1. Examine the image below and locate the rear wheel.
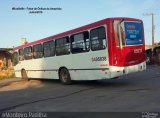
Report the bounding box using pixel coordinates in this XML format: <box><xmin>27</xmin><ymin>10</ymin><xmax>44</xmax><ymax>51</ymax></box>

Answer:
<box><xmin>21</xmin><ymin>69</ymin><xmax>28</xmax><ymax>80</ymax></box>
<box><xmin>59</xmin><ymin>68</ymin><xmax>72</xmax><ymax>85</ymax></box>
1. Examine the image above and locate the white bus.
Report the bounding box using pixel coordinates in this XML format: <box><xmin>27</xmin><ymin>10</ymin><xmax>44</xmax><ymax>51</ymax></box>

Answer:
<box><xmin>12</xmin><ymin>17</ymin><xmax>146</xmax><ymax>84</ymax></box>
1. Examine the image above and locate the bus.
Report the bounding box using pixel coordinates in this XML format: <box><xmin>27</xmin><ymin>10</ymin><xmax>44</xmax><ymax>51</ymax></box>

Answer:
<box><xmin>12</xmin><ymin>17</ymin><xmax>146</xmax><ymax>84</ymax></box>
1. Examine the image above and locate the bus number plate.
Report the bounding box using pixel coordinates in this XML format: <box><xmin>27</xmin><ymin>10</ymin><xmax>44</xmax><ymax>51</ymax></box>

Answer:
<box><xmin>134</xmin><ymin>49</ymin><xmax>142</xmax><ymax>53</ymax></box>
<box><xmin>92</xmin><ymin>56</ymin><xmax>107</xmax><ymax>62</ymax></box>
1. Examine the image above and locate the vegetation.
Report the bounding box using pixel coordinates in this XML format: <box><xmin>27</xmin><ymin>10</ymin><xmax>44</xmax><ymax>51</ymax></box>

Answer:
<box><xmin>0</xmin><ymin>69</ymin><xmax>15</xmax><ymax>80</ymax></box>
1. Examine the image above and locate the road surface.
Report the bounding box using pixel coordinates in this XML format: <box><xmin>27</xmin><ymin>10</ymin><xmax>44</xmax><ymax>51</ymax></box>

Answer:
<box><xmin>0</xmin><ymin>65</ymin><xmax>160</xmax><ymax>112</ymax></box>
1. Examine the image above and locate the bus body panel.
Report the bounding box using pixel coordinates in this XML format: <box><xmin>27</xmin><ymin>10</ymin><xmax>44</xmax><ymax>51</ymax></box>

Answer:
<box><xmin>14</xmin><ymin>48</ymin><xmax>110</xmax><ymax>80</ymax></box>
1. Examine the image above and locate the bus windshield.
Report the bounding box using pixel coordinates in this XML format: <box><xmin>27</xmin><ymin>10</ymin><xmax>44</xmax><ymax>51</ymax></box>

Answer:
<box><xmin>124</xmin><ymin>22</ymin><xmax>143</xmax><ymax>45</ymax></box>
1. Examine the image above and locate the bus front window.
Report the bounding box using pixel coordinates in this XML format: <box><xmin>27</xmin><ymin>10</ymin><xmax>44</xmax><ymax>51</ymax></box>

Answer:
<box><xmin>114</xmin><ymin>21</ymin><xmax>143</xmax><ymax>47</ymax></box>
<box><xmin>124</xmin><ymin>22</ymin><xmax>143</xmax><ymax>45</ymax></box>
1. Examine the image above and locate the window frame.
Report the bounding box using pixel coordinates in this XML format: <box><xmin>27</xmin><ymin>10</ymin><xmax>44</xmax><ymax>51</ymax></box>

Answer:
<box><xmin>70</xmin><ymin>31</ymin><xmax>90</xmax><ymax>54</ymax></box>
<box><xmin>55</xmin><ymin>36</ymin><xmax>70</xmax><ymax>56</ymax></box>
<box><xmin>43</xmin><ymin>40</ymin><xmax>55</xmax><ymax>58</ymax></box>
<box><xmin>24</xmin><ymin>46</ymin><xmax>33</xmax><ymax>60</ymax></box>
<box><xmin>18</xmin><ymin>49</ymin><xmax>24</xmax><ymax>61</ymax></box>
<box><xmin>90</xmin><ymin>26</ymin><xmax>107</xmax><ymax>51</ymax></box>
<box><xmin>33</xmin><ymin>44</ymin><xmax>43</xmax><ymax>59</ymax></box>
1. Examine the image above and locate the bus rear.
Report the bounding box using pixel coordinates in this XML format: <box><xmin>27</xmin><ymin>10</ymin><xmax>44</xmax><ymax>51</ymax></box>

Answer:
<box><xmin>108</xmin><ymin>18</ymin><xmax>146</xmax><ymax>78</ymax></box>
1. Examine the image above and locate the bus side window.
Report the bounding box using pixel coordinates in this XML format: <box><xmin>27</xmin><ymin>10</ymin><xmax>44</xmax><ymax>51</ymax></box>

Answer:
<box><xmin>49</xmin><ymin>41</ymin><xmax>55</xmax><ymax>56</ymax></box>
<box><xmin>90</xmin><ymin>26</ymin><xmax>106</xmax><ymax>51</ymax></box>
<box><xmin>33</xmin><ymin>44</ymin><xmax>43</xmax><ymax>59</ymax></box>
<box><xmin>71</xmin><ymin>31</ymin><xmax>89</xmax><ymax>54</ymax></box>
<box><xmin>12</xmin><ymin>52</ymin><xmax>18</xmax><ymax>66</ymax></box>
<box><xmin>56</xmin><ymin>36</ymin><xmax>70</xmax><ymax>56</ymax></box>
<box><xmin>24</xmin><ymin>47</ymin><xmax>33</xmax><ymax>60</ymax></box>
<box><xmin>18</xmin><ymin>49</ymin><xmax>24</xmax><ymax>61</ymax></box>
<box><xmin>43</xmin><ymin>40</ymin><xmax>55</xmax><ymax>57</ymax></box>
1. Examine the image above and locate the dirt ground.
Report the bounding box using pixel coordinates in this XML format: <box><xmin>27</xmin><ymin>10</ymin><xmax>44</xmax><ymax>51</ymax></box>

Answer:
<box><xmin>0</xmin><ymin>79</ymin><xmax>43</xmax><ymax>92</ymax></box>
<box><xmin>0</xmin><ymin>69</ymin><xmax>15</xmax><ymax>79</ymax></box>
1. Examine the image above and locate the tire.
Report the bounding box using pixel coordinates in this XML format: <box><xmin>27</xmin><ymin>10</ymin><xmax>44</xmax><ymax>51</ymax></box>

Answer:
<box><xmin>59</xmin><ymin>68</ymin><xmax>72</xmax><ymax>85</ymax></box>
<box><xmin>21</xmin><ymin>69</ymin><xmax>28</xmax><ymax>80</ymax></box>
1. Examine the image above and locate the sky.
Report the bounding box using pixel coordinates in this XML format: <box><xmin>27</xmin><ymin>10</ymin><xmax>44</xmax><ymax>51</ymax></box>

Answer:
<box><xmin>0</xmin><ymin>0</ymin><xmax>160</xmax><ymax>48</ymax></box>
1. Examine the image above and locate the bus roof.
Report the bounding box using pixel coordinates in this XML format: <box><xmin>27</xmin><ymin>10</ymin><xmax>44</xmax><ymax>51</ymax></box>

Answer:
<box><xmin>14</xmin><ymin>17</ymin><xmax>142</xmax><ymax>50</ymax></box>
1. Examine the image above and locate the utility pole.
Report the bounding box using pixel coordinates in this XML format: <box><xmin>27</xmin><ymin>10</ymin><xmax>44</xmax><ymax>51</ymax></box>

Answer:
<box><xmin>143</xmin><ymin>13</ymin><xmax>155</xmax><ymax>50</ymax></box>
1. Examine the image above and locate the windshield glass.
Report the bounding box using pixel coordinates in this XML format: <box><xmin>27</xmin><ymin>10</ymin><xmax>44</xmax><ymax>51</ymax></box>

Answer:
<box><xmin>124</xmin><ymin>22</ymin><xmax>143</xmax><ymax>45</ymax></box>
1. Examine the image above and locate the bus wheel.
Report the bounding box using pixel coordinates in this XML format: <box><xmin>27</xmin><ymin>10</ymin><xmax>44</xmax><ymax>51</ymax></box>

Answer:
<box><xmin>21</xmin><ymin>69</ymin><xmax>28</xmax><ymax>80</ymax></box>
<box><xmin>59</xmin><ymin>68</ymin><xmax>72</xmax><ymax>85</ymax></box>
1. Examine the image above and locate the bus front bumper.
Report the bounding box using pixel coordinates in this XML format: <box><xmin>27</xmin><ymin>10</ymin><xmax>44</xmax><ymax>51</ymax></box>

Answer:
<box><xmin>109</xmin><ymin>62</ymin><xmax>146</xmax><ymax>78</ymax></box>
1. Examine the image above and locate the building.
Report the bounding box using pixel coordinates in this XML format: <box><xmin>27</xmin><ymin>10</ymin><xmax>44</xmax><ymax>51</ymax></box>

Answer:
<box><xmin>145</xmin><ymin>43</ymin><xmax>160</xmax><ymax>64</ymax></box>
<box><xmin>0</xmin><ymin>48</ymin><xmax>13</xmax><ymax>70</ymax></box>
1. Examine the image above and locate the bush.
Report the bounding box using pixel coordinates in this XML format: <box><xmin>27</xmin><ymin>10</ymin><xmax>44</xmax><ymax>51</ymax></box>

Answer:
<box><xmin>0</xmin><ymin>69</ymin><xmax>15</xmax><ymax>79</ymax></box>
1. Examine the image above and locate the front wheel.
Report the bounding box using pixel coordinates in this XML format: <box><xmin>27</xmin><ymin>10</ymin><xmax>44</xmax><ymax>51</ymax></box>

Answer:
<box><xmin>59</xmin><ymin>68</ymin><xmax>72</xmax><ymax>85</ymax></box>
